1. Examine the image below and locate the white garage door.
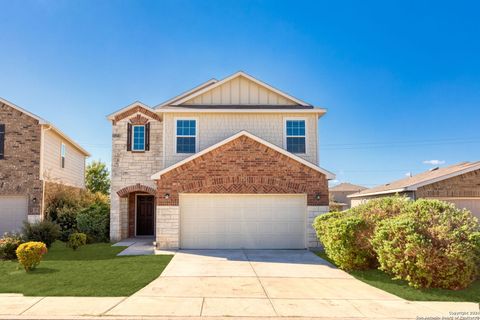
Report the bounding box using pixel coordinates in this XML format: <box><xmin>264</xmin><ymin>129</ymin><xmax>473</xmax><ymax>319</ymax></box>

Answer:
<box><xmin>0</xmin><ymin>196</ymin><xmax>28</xmax><ymax>235</ymax></box>
<box><xmin>180</xmin><ymin>194</ymin><xmax>306</xmax><ymax>249</ymax></box>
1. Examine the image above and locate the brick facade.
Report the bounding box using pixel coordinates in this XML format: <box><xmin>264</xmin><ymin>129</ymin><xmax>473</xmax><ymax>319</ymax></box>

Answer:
<box><xmin>416</xmin><ymin>170</ymin><xmax>480</xmax><ymax>198</ymax></box>
<box><xmin>0</xmin><ymin>103</ymin><xmax>43</xmax><ymax>215</ymax></box>
<box><xmin>155</xmin><ymin>134</ymin><xmax>329</xmax><ymax>206</ymax></box>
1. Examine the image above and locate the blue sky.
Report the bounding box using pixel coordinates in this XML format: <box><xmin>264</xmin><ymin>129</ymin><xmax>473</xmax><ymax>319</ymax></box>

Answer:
<box><xmin>0</xmin><ymin>0</ymin><xmax>478</xmax><ymax>187</ymax></box>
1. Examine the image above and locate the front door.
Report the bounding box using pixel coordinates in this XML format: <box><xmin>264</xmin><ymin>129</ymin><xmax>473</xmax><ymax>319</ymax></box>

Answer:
<box><xmin>136</xmin><ymin>195</ymin><xmax>155</xmax><ymax>236</ymax></box>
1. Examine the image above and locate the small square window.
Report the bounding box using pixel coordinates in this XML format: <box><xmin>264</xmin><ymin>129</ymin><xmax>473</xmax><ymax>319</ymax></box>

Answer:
<box><xmin>285</xmin><ymin>120</ymin><xmax>306</xmax><ymax>154</ymax></box>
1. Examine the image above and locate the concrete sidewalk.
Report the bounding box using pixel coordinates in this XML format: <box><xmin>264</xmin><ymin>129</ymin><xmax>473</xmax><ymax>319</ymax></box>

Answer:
<box><xmin>0</xmin><ymin>250</ymin><xmax>478</xmax><ymax>319</ymax></box>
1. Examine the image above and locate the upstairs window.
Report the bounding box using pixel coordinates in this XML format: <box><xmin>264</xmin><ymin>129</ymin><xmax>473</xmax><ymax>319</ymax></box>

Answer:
<box><xmin>127</xmin><ymin>122</ymin><xmax>150</xmax><ymax>152</ymax></box>
<box><xmin>132</xmin><ymin>125</ymin><xmax>145</xmax><ymax>151</ymax></box>
<box><xmin>176</xmin><ymin>119</ymin><xmax>197</xmax><ymax>153</ymax></box>
<box><xmin>285</xmin><ymin>119</ymin><xmax>306</xmax><ymax>154</ymax></box>
<box><xmin>61</xmin><ymin>143</ymin><xmax>66</xmax><ymax>168</ymax></box>
<box><xmin>0</xmin><ymin>124</ymin><xmax>4</xmax><ymax>160</ymax></box>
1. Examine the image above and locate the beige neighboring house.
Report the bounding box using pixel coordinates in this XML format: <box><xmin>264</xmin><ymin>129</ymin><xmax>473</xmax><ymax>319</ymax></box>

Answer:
<box><xmin>108</xmin><ymin>71</ymin><xmax>335</xmax><ymax>249</ymax></box>
<box><xmin>329</xmin><ymin>182</ymin><xmax>367</xmax><ymax>209</ymax></box>
<box><xmin>348</xmin><ymin>162</ymin><xmax>480</xmax><ymax>218</ymax></box>
<box><xmin>0</xmin><ymin>97</ymin><xmax>90</xmax><ymax>235</ymax></box>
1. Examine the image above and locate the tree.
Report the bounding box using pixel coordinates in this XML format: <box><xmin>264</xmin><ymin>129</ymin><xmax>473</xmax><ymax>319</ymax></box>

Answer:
<box><xmin>85</xmin><ymin>160</ymin><xmax>110</xmax><ymax>195</ymax></box>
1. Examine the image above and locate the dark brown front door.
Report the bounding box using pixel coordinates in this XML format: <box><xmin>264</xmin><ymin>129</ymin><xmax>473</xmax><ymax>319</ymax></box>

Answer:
<box><xmin>136</xmin><ymin>195</ymin><xmax>155</xmax><ymax>236</ymax></box>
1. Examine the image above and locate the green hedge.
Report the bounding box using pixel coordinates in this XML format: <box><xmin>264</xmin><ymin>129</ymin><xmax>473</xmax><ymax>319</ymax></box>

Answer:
<box><xmin>313</xmin><ymin>196</ymin><xmax>408</xmax><ymax>270</ymax></box>
<box><xmin>314</xmin><ymin>196</ymin><xmax>480</xmax><ymax>290</ymax></box>
<box><xmin>77</xmin><ymin>202</ymin><xmax>110</xmax><ymax>243</ymax></box>
<box><xmin>372</xmin><ymin>199</ymin><xmax>480</xmax><ymax>290</ymax></box>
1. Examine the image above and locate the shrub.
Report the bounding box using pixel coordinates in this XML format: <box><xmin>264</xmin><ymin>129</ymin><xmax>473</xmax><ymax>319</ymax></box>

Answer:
<box><xmin>56</xmin><ymin>207</ymin><xmax>79</xmax><ymax>242</ymax></box>
<box><xmin>22</xmin><ymin>220</ymin><xmax>61</xmax><ymax>248</ymax></box>
<box><xmin>16</xmin><ymin>242</ymin><xmax>48</xmax><ymax>272</ymax></box>
<box><xmin>313</xmin><ymin>196</ymin><xmax>409</xmax><ymax>270</ymax></box>
<box><xmin>314</xmin><ymin>211</ymin><xmax>373</xmax><ymax>270</ymax></box>
<box><xmin>0</xmin><ymin>233</ymin><xmax>25</xmax><ymax>260</ymax></box>
<box><xmin>77</xmin><ymin>202</ymin><xmax>110</xmax><ymax>243</ymax></box>
<box><xmin>67</xmin><ymin>232</ymin><xmax>87</xmax><ymax>250</ymax></box>
<box><xmin>372</xmin><ymin>199</ymin><xmax>480</xmax><ymax>290</ymax></box>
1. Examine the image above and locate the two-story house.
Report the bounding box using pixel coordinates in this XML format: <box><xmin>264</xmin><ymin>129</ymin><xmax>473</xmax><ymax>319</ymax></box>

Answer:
<box><xmin>0</xmin><ymin>98</ymin><xmax>90</xmax><ymax>235</ymax></box>
<box><xmin>108</xmin><ymin>72</ymin><xmax>335</xmax><ymax>249</ymax></box>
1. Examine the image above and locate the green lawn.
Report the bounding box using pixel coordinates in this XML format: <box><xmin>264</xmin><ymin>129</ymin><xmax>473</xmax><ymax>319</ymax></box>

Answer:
<box><xmin>315</xmin><ymin>251</ymin><xmax>480</xmax><ymax>303</ymax></box>
<box><xmin>0</xmin><ymin>241</ymin><xmax>173</xmax><ymax>296</ymax></box>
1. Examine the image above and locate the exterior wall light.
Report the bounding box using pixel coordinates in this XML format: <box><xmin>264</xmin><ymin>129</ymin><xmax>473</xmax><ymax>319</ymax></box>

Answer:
<box><xmin>164</xmin><ymin>193</ymin><xmax>170</xmax><ymax>199</ymax></box>
<box><xmin>315</xmin><ymin>194</ymin><xmax>321</xmax><ymax>200</ymax></box>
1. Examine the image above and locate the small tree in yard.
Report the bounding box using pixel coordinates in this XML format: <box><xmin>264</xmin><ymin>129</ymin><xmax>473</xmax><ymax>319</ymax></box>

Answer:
<box><xmin>85</xmin><ymin>160</ymin><xmax>110</xmax><ymax>195</ymax></box>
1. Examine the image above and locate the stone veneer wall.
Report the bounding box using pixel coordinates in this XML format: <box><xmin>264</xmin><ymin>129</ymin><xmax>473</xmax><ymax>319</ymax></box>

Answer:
<box><xmin>110</xmin><ymin>109</ymin><xmax>163</xmax><ymax>241</ymax></box>
<box><xmin>307</xmin><ymin>206</ymin><xmax>329</xmax><ymax>248</ymax></box>
<box><xmin>0</xmin><ymin>102</ymin><xmax>43</xmax><ymax>216</ymax></box>
<box><xmin>156</xmin><ymin>206</ymin><xmax>180</xmax><ymax>249</ymax></box>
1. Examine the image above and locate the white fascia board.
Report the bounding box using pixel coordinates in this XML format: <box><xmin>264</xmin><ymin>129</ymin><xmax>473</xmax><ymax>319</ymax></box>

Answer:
<box><xmin>154</xmin><ymin>79</ymin><xmax>218</xmax><ymax>108</ymax></box>
<box><xmin>347</xmin><ymin>188</ymin><xmax>408</xmax><ymax>198</ymax></box>
<box><xmin>156</xmin><ymin>107</ymin><xmax>327</xmax><ymax>114</ymax></box>
<box><xmin>43</xmin><ymin>124</ymin><xmax>91</xmax><ymax>157</ymax></box>
<box><xmin>0</xmin><ymin>97</ymin><xmax>48</xmax><ymax>124</ymax></box>
<box><xmin>170</xmin><ymin>71</ymin><xmax>312</xmax><ymax>106</ymax></box>
<box><xmin>106</xmin><ymin>101</ymin><xmax>153</xmax><ymax>120</ymax></box>
<box><xmin>151</xmin><ymin>130</ymin><xmax>335</xmax><ymax>180</ymax></box>
<box><xmin>405</xmin><ymin>163</ymin><xmax>480</xmax><ymax>191</ymax></box>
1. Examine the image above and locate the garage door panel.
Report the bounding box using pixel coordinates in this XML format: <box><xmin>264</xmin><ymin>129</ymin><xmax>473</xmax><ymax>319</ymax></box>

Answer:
<box><xmin>180</xmin><ymin>194</ymin><xmax>306</xmax><ymax>249</ymax></box>
<box><xmin>0</xmin><ymin>196</ymin><xmax>28</xmax><ymax>235</ymax></box>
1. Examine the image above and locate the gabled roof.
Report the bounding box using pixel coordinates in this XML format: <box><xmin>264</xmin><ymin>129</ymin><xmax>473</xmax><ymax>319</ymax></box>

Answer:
<box><xmin>0</xmin><ymin>97</ymin><xmax>90</xmax><ymax>157</ymax></box>
<box><xmin>166</xmin><ymin>71</ymin><xmax>312</xmax><ymax>107</ymax></box>
<box><xmin>155</xmin><ymin>78</ymin><xmax>218</xmax><ymax>108</ymax></box>
<box><xmin>348</xmin><ymin>162</ymin><xmax>480</xmax><ymax>198</ymax></box>
<box><xmin>106</xmin><ymin>101</ymin><xmax>155</xmax><ymax>120</ymax></box>
<box><xmin>151</xmin><ymin>130</ymin><xmax>335</xmax><ymax>180</ymax></box>
<box><xmin>330</xmin><ymin>182</ymin><xmax>367</xmax><ymax>192</ymax></box>
<box><xmin>0</xmin><ymin>97</ymin><xmax>47</xmax><ymax>124</ymax></box>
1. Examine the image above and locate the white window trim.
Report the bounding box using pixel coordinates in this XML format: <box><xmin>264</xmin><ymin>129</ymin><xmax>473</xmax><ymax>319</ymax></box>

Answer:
<box><xmin>132</xmin><ymin>125</ymin><xmax>146</xmax><ymax>151</ymax></box>
<box><xmin>283</xmin><ymin>117</ymin><xmax>307</xmax><ymax>155</ymax></box>
<box><xmin>60</xmin><ymin>142</ymin><xmax>66</xmax><ymax>168</ymax></box>
<box><xmin>174</xmin><ymin>117</ymin><xmax>199</xmax><ymax>154</ymax></box>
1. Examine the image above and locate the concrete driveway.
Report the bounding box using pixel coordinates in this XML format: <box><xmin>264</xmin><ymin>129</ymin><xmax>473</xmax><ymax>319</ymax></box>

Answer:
<box><xmin>104</xmin><ymin>249</ymin><xmax>470</xmax><ymax>318</ymax></box>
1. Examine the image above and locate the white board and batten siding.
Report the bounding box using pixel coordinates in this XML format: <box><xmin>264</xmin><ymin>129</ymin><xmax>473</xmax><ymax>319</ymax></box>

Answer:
<box><xmin>180</xmin><ymin>194</ymin><xmax>307</xmax><ymax>249</ymax></box>
<box><xmin>42</xmin><ymin>129</ymin><xmax>86</xmax><ymax>188</ymax></box>
<box><xmin>183</xmin><ymin>75</ymin><xmax>298</xmax><ymax>106</ymax></box>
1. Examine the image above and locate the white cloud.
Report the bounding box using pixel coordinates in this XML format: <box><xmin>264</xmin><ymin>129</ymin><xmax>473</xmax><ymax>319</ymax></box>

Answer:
<box><xmin>423</xmin><ymin>160</ymin><xmax>445</xmax><ymax>165</ymax></box>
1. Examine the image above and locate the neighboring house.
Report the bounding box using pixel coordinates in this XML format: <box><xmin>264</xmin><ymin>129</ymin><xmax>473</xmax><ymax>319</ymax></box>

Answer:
<box><xmin>0</xmin><ymin>98</ymin><xmax>90</xmax><ymax>235</ymax></box>
<box><xmin>108</xmin><ymin>71</ymin><xmax>335</xmax><ymax>249</ymax></box>
<box><xmin>329</xmin><ymin>182</ymin><xmax>367</xmax><ymax>210</ymax></box>
<box><xmin>348</xmin><ymin>162</ymin><xmax>480</xmax><ymax>218</ymax></box>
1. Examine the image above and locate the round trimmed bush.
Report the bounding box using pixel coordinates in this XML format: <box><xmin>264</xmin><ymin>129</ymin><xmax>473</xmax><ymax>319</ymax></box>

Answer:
<box><xmin>67</xmin><ymin>232</ymin><xmax>87</xmax><ymax>250</ymax></box>
<box><xmin>16</xmin><ymin>242</ymin><xmax>48</xmax><ymax>272</ymax></box>
<box><xmin>372</xmin><ymin>199</ymin><xmax>480</xmax><ymax>290</ymax></box>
